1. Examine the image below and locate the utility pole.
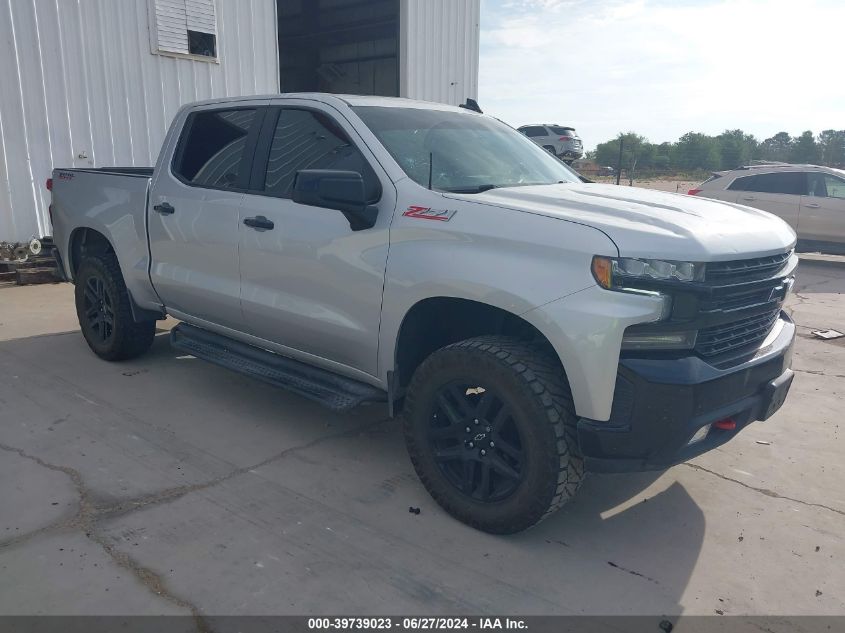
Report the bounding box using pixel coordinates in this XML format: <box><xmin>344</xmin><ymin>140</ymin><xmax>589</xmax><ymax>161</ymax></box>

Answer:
<box><xmin>615</xmin><ymin>137</ymin><xmax>624</xmax><ymax>185</ymax></box>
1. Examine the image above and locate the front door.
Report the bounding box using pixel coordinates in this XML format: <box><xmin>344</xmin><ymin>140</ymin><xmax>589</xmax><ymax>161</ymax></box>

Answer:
<box><xmin>237</xmin><ymin>102</ymin><xmax>394</xmax><ymax>376</ymax></box>
<box><xmin>148</xmin><ymin>102</ymin><xmax>267</xmax><ymax>330</ymax></box>
<box><xmin>800</xmin><ymin>172</ymin><xmax>845</xmax><ymax>244</ymax></box>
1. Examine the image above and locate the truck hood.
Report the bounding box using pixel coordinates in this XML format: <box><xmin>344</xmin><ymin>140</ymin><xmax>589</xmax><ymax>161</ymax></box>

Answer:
<box><xmin>453</xmin><ymin>183</ymin><xmax>796</xmax><ymax>261</ymax></box>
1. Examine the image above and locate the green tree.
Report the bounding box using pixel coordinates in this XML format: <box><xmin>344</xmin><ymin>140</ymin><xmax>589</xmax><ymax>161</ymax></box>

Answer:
<box><xmin>717</xmin><ymin>129</ymin><xmax>757</xmax><ymax>169</ymax></box>
<box><xmin>789</xmin><ymin>131</ymin><xmax>820</xmax><ymax>164</ymax></box>
<box><xmin>817</xmin><ymin>130</ymin><xmax>845</xmax><ymax>166</ymax></box>
<box><xmin>758</xmin><ymin>132</ymin><xmax>792</xmax><ymax>162</ymax></box>
<box><xmin>594</xmin><ymin>132</ymin><xmax>651</xmax><ymax>175</ymax></box>
<box><xmin>672</xmin><ymin>132</ymin><xmax>720</xmax><ymax>171</ymax></box>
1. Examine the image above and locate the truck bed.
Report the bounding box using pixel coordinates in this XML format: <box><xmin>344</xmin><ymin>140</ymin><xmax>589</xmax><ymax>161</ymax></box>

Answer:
<box><xmin>51</xmin><ymin>165</ymin><xmax>160</xmax><ymax>311</ymax></box>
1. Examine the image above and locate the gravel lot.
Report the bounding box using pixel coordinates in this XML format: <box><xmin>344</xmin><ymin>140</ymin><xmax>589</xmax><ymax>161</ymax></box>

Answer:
<box><xmin>0</xmin><ymin>260</ymin><xmax>842</xmax><ymax>620</ymax></box>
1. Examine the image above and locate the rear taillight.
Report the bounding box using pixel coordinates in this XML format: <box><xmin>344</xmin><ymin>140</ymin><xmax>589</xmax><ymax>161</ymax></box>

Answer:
<box><xmin>46</xmin><ymin>177</ymin><xmax>53</xmax><ymax>191</ymax></box>
<box><xmin>559</xmin><ymin>136</ymin><xmax>572</xmax><ymax>141</ymax></box>
<box><xmin>687</xmin><ymin>188</ymin><xmax>702</xmax><ymax>195</ymax></box>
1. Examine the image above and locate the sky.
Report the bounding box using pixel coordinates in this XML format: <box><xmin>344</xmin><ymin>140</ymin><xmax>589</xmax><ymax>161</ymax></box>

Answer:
<box><xmin>478</xmin><ymin>0</ymin><xmax>845</xmax><ymax>151</ymax></box>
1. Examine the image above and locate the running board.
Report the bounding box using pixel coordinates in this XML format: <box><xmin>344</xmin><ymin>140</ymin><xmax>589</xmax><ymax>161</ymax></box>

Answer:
<box><xmin>170</xmin><ymin>323</ymin><xmax>385</xmax><ymax>412</ymax></box>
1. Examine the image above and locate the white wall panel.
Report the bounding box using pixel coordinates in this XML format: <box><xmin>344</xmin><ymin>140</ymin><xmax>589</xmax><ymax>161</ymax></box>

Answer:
<box><xmin>0</xmin><ymin>0</ymin><xmax>279</xmax><ymax>242</ymax></box>
<box><xmin>399</xmin><ymin>0</ymin><xmax>480</xmax><ymax>106</ymax></box>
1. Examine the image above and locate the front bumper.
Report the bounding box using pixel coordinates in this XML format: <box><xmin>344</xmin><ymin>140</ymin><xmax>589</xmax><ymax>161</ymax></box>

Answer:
<box><xmin>578</xmin><ymin>312</ymin><xmax>795</xmax><ymax>473</ymax></box>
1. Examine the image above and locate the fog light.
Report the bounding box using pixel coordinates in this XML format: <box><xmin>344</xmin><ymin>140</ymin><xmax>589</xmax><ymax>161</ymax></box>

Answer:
<box><xmin>714</xmin><ymin>418</ymin><xmax>736</xmax><ymax>431</ymax></box>
<box><xmin>687</xmin><ymin>424</ymin><xmax>711</xmax><ymax>445</ymax></box>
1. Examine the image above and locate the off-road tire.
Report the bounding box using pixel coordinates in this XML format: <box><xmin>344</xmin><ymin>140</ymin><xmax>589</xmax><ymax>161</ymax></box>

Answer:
<box><xmin>403</xmin><ymin>336</ymin><xmax>584</xmax><ymax>534</ymax></box>
<box><xmin>74</xmin><ymin>254</ymin><xmax>155</xmax><ymax>361</ymax></box>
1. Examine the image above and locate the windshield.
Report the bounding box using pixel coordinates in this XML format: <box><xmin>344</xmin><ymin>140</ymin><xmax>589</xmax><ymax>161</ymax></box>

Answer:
<box><xmin>352</xmin><ymin>106</ymin><xmax>580</xmax><ymax>193</ymax></box>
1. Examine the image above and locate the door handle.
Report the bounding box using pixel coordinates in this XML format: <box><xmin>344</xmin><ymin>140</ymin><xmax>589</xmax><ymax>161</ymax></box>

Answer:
<box><xmin>153</xmin><ymin>202</ymin><xmax>175</xmax><ymax>215</ymax></box>
<box><xmin>742</xmin><ymin>196</ymin><xmax>756</xmax><ymax>201</ymax></box>
<box><xmin>243</xmin><ymin>215</ymin><xmax>274</xmax><ymax>231</ymax></box>
<box><xmin>804</xmin><ymin>202</ymin><xmax>820</xmax><ymax>208</ymax></box>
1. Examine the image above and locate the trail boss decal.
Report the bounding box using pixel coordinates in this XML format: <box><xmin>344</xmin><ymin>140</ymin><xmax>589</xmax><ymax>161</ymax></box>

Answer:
<box><xmin>402</xmin><ymin>205</ymin><xmax>457</xmax><ymax>221</ymax></box>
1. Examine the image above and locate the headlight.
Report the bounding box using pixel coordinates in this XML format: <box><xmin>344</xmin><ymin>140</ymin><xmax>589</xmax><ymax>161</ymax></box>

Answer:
<box><xmin>592</xmin><ymin>256</ymin><xmax>705</xmax><ymax>290</ymax></box>
<box><xmin>621</xmin><ymin>330</ymin><xmax>697</xmax><ymax>351</ymax></box>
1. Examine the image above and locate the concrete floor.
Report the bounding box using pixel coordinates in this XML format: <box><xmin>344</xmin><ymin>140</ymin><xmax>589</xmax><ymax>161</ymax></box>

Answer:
<box><xmin>0</xmin><ymin>261</ymin><xmax>842</xmax><ymax>619</ymax></box>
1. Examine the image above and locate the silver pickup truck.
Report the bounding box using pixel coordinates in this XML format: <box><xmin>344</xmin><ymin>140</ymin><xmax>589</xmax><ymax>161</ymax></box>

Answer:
<box><xmin>51</xmin><ymin>94</ymin><xmax>797</xmax><ymax>533</ymax></box>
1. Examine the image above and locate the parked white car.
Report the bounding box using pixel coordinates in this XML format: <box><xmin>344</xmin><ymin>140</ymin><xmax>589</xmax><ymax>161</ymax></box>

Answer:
<box><xmin>690</xmin><ymin>164</ymin><xmax>845</xmax><ymax>251</ymax></box>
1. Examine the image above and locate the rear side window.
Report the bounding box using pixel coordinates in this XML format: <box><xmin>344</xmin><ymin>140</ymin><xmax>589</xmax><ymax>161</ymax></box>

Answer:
<box><xmin>549</xmin><ymin>126</ymin><xmax>575</xmax><ymax>136</ymax></box>
<box><xmin>262</xmin><ymin>109</ymin><xmax>381</xmax><ymax>202</ymax></box>
<box><xmin>174</xmin><ymin>109</ymin><xmax>257</xmax><ymax>188</ymax></box>
<box><xmin>520</xmin><ymin>126</ymin><xmax>548</xmax><ymax>137</ymax></box>
<box><xmin>728</xmin><ymin>172</ymin><xmax>805</xmax><ymax>195</ymax></box>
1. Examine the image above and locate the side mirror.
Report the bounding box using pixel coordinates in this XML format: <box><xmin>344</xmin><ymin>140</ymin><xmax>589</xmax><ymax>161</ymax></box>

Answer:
<box><xmin>292</xmin><ymin>169</ymin><xmax>378</xmax><ymax>231</ymax></box>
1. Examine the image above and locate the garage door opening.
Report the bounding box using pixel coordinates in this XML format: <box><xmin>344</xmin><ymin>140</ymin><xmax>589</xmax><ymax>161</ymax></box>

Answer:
<box><xmin>277</xmin><ymin>0</ymin><xmax>400</xmax><ymax>97</ymax></box>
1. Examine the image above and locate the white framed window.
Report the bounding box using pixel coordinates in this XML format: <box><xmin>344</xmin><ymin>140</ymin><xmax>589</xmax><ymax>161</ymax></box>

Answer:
<box><xmin>148</xmin><ymin>0</ymin><xmax>218</xmax><ymax>62</ymax></box>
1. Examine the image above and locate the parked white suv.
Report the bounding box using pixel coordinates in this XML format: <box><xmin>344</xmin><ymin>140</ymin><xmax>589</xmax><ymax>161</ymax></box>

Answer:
<box><xmin>518</xmin><ymin>124</ymin><xmax>584</xmax><ymax>162</ymax></box>
<box><xmin>690</xmin><ymin>164</ymin><xmax>845</xmax><ymax>251</ymax></box>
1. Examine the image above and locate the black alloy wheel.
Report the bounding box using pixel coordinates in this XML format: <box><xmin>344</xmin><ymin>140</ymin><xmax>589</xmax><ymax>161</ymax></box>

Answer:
<box><xmin>428</xmin><ymin>382</ymin><xmax>526</xmax><ymax>502</ymax></box>
<box><xmin>82</xmin><ymin>274</ymin><xmax>116</xmax><ymax>344</ymax></box>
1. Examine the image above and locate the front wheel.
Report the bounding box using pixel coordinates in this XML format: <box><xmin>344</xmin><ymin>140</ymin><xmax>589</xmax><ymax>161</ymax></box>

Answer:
<box><xmin>403</xmin><ymin>336</ymin><xmax>584</xmax><ymax>533</ymax></box>
<box><xmin>74</xmin><ymin>255</ymin><xmax>156</xmax><ymax>361</ymax></box>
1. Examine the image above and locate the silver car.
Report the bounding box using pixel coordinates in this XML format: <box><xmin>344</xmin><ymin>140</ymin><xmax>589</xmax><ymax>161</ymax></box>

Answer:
<box><xmin>691</xmin><ymin>164</ymin><xmax>845</xmax><ymax>252</ymax></box>
<box><xmin>518</xmin><ymin>124</ymin><xmax>583</xmax><ymax>162</ymax></box>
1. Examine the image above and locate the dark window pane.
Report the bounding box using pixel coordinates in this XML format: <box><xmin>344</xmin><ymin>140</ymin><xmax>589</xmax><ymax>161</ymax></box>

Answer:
<box><xmin>188</xmin><ymin>30</ymin><xmax>216</xmax><ymax>57</ymax></box>
<box><xmin>729</xmin><ymin>172</ymin><xmax>805</xmax><ymax>195</ymax></box>
<box><xmin>521</xmin><ymin>126</ymin><xmax>547</xmax><ymax>137</ymax></box>
<box><xmin>807</xmin><ymin>173</ymin><xmax>826</xmax><ymax>197</ymax></box>
<box><xmin>176</xmin><ymin>109</ymin><xmax>256</xmax><ymax>188</ymax></box>
<box><xmin>751</xmin><ymin>172</ymin><xmax>805</xmax><ymax>195</ymax></box>
<box><xmin>263</xmin><ymin>109</ymin><xmax>380</xmax><ymax>201</ymax></box>
<box><xmin>728</xmin><ymin>175</ymin><xmax>754</xmax><ymax>191</ymax></box>
<box><xmin>549</xmin><ymin>126</ymin><xmax>576</xmax><ymax>136</ymax></box>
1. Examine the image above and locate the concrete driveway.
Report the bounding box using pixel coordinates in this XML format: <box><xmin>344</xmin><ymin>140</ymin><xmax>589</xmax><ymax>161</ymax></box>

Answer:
<box><xmin>0</xmin><ymin>260</ymin><xmax>842</xmax><ymax>620</ymax></box>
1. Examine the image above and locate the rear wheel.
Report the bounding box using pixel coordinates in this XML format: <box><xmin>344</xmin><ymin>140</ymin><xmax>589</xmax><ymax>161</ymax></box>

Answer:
<box><xmin>403</xmin><ymin>336</ymin><xmax>584</xmax><ymax>533</ymax></box>
<box><xmin>74</xmin><ymin>255</ymin><xmax>155</xmax><ymax>361</ymax></box>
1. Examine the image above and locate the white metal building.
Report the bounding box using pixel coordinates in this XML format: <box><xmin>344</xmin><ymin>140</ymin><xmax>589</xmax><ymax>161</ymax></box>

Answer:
<box><xmin>0</xmin><ymin>0</ymin><xmax>480</xmax><ymax>242</ymax></box>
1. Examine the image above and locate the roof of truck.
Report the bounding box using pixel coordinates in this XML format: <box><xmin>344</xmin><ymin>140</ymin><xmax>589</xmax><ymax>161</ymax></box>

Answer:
<box><xmin>182</xmin><ymin>93</ymin><xmax>470</xmax><ymax>113</ymax></box>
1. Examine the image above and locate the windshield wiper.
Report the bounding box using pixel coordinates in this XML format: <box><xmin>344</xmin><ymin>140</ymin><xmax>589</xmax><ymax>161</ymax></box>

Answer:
<box><xmin>442</xmin><ymin>184</ymin><xmax>499</xmax><ymax>194</ymax></box>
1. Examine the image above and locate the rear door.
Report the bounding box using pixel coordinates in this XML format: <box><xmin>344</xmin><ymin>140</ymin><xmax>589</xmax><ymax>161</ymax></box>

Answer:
<box><xmin>148</xmin><ymin>101</ymin><xmax>268</xmax><ymax>330</ymax></box>
<box><xmin>236</xmin><ymin>101</ymin><xmax>394</xmax><ymax>376</ymax></box>
<box><xmin>728</xmin><ymin>171</ymin><xmax>804</xmax><ymax>231</ymax></box>
<box><xmin>800</xmin><ymin>172</ymin><xmax>845</xmax><ymax>243</ymax></box>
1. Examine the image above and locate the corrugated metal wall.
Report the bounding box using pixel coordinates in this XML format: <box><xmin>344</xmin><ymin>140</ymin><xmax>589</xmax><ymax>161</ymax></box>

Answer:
<box><xmin>0</xmin><ymin>0</ymin><xmax>279</xmax><ymax>242</ymax></box>
<box><xmin>399</xmin><ymin>0</ymin><xmax>480</xmax><ymax>106</ymax></box>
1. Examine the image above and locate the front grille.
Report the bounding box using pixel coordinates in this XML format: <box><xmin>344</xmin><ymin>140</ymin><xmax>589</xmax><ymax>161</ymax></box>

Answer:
<box><xmin>695</xmin><ymin>308</ymin><xmax>781</xmax><ymax>357</ymax></box>
<box><xmin>705</xmin><ymin>251</ymin><xmax>791</xmax><ymax>283</ymax></box>
<box><xmin>693</xmin><ymin>251</ymin><xmax>793</xmax><ymax>358</ymax></box>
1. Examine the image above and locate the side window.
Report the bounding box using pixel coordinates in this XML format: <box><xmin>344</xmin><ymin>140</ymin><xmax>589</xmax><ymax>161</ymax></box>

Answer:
<box><xmin>522</xmin><ymin>126</ymin><xmax>547</xmax><ymax>137</ymax></box>
<box><xmin>728</xmin><ymin>175</ymin><xmax>754</xmax><ymax>191</ymax></box>
<box><xmin>175</xmin><ymin>109</ymin><xmax>257</xmax><ymax>188</ymax></box>
<box><xmin>730</xmin><ymin>172</ymin><xmax>804</xmax><ymax>195</ymax></box>
<box><xmin>753</xmin><ymin>172</ymin><xmax>805</xmax><ymax>195</ymax></box>
<box><xmin>263</xmin><ymin>109</ymin><xmax>381</xmax><ymax>201</ymax></box>
<box><xmin>824</xmin><ymin>175</ymin><xmax>845</xmax><ymax>199</ymax></box>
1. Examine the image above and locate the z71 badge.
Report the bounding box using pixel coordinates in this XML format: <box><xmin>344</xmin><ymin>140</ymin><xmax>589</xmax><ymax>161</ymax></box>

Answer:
<box><xmin>402</xmin><ymin>205</ymin><xmax>457</xmax><ymax>221</ymax></box>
